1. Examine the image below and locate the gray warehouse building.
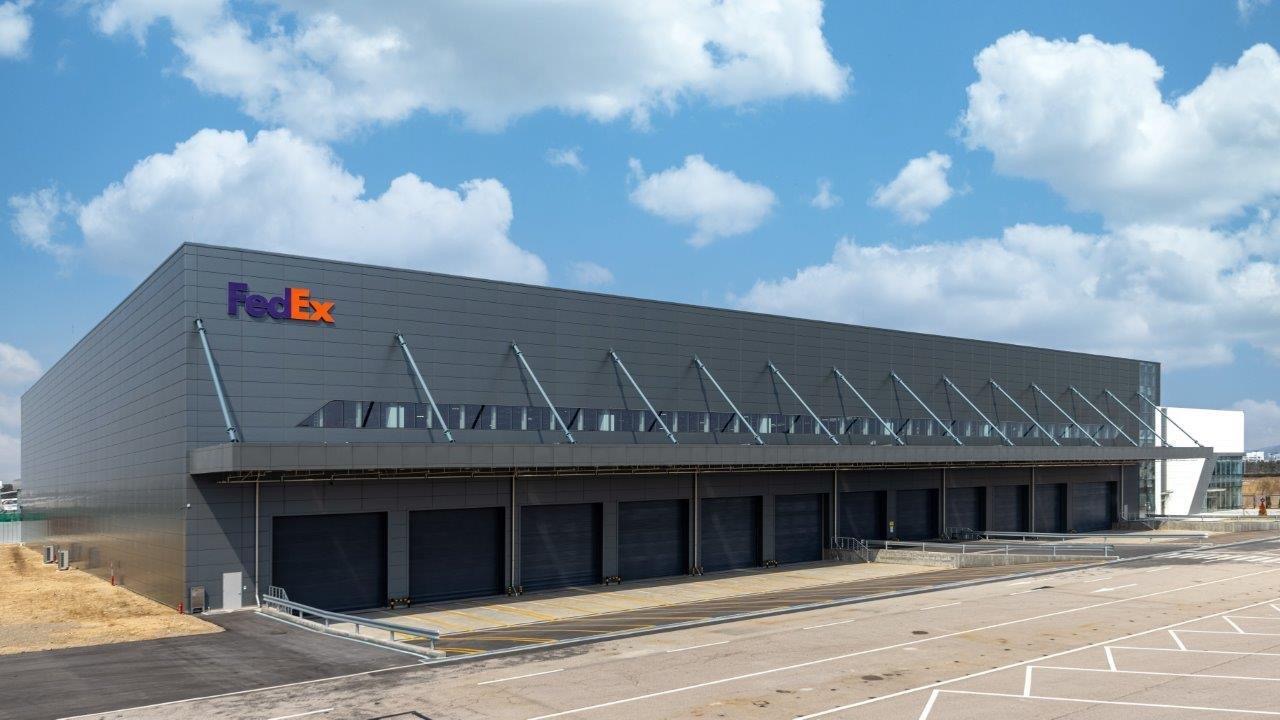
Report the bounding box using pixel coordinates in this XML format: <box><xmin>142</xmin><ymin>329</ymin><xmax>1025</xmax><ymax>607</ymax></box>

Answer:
<box><xmin>21</xmin><ymin>243</ymin><xmax>1211</xmax><ymax>613</ymax></box>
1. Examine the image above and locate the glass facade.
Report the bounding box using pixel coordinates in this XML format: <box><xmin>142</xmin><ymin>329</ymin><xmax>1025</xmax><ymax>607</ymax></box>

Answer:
<box><xmin>1205</xmin><ymin>454</ymin><xmax>1245</xmax><ymax>511</ymax></box>
<box><xmin>1136</xmin><ymin>361</ymin><xmax>1160</xmax><ymax>514</ymax></box>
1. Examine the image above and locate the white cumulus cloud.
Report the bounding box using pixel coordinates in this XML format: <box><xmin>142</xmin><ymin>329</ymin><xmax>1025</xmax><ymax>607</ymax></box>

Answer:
<box><xmin>9</xmin><ymin>187</ymin><xmax>75</xmax><ymax>264</ymax></box>
<box><xmin>735</xmin><ymin>220</ymin><xmax>1280</xmax><ymax>369</ymax></box>
<box><xmin>0</xmin><ymin>0</ymin><xmax>33</xmax><ymax>59</ymax></box>
<box><xmin>0</xmin><ymin>342</ymin><xmax>42</xmax><ymax>386</ymax></box>
<box><xmin>810</xmin><ymin>178</ymin><xmax>840</xmax><ymax>210</ymax></box>
<box><xmin>547</xmin><ymin>147</ymin><xmax>587</xmax><ymax>173</ymax></box>
<box><xmin>1234</xmin><ymin>399</ymin><xmax>1280</xmax><ymax>450</ymax></box>
<box><xmin>870</xmin><ymin>152</ymin><xmax>954</xmax><ymax>224</ymax></box>
<box><xmin>963</xmin><ymin>32</ymin><xmax>1280</xmax><ymax>227</ymax></box>
<box><xmin>12</xmin><ymin>128</ymin><xmax>548</xmax><ymax>284</ymax></box>
<box><xmin>629</xmin><ymin>155</ymin><xmax>776</xmax><ymax>247</ymax></box>
<box><xmin>569</xmin><ymin>261</ymin><xmax>614</xmax><ymax>287</ymax></box>
<box><xmin>87</xmin><ymin>0</ymin><xmax>849</xmax><ymax>139</ymax></box>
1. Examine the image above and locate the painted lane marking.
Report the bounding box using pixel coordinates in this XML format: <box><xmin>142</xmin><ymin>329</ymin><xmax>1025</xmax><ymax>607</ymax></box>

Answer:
<box><xmin>1008</xmin><ymin>580</ymin><xmax>1035</xmax><ymax>586</ymax></box>
<box><xmin>665</xmin><ymin>640</ymin><xmax>729</xmax><ymax>654</ymax></box>
<box><xmin>922</xmin><ymin>689</ymin><xmax>1280</xmax><ymax>717</ymax></box>
<box><xmin>920</xmin><ymin>602</ymin><xmax>961</xmax><ymax>610</ymax></box>
<box><xmin>524</xmin><ymin>569</ymin><xmax>1280</xmax><ymax>720</ymax></box>
<box><xmin>266</xmin><ymin>709</ymin><xmax>335</xmax><ymax>720</ymax></box>
<box><xmin>1091</xmin><ymin>583</ymin><xmax>1138</xmax><ymax>593</ymax></box>
<box><xmin>478</xmin><ymin>669</ymin><xmax>565</xmax><ymax>685</ymax></box>
<box><xmin>794</xmin><ymin>592</ymin><xmax>1280</xmax><ymax>720</ymax></box>
<box><xmin>1079</xmin><ymin>576</ymin><xmax>1115</xmax><ymax>584</ymax></box>
<box><xmin>802</xmin><ymin>617</ymin><xmax>860</xmax><ymax>630</ymax></box>
<box><xmin>1008</xmin><ymin>588</ymin><xmax>1044</xmax><ymax>596</ymax></box>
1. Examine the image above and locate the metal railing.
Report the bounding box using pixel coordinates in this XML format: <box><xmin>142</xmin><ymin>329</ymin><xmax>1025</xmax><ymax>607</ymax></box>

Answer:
<box><xmin>261</xmin><ymin>587</ymin><xmax>440</xmax><ymax>650</ymax></box>
<box><xmin>831</xmin><ymin>535</ymin><xmax>871</xmax><ymax>562</ymax></box>
<box><xmin>980</xmin><ymin>530</ymin><xmax>1209</xmax><ymax>546</ymax></box>
<box><xmin>859</xmin><ymin>538</ymin><xmax>1116</xmax><ymax>558</ymax></box>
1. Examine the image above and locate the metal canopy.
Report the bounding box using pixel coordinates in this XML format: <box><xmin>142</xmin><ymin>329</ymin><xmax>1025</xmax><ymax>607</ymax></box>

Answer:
<box><xmin>194</xmin><ymin>318</ymin><xmax>239</xmax><ymax>442</ymax></box>
<box><xmin>833</xmin><ymin>368</ymin><xmax>904</xmax><ymax>445</ymax></box>
<box><xmin>395</xmin><ymin>332</ymin><xmax>454</xmax><ymax>443</ymax></box>
<box><xmin>1031</xmin><ymin>383</ymin><xmax>1100</xmax><ymax>447</ymax></box>
<box><xmin>1104</xmin><ymin>389</ymin><xmax>1163</xmax><ymax>445</ymax></box>
<box><xmin>990</xmin><ymin>379</ymin><xmax>1060</xmax><ymax>446</ymax></box>
<box><xmin>767</xmin><ymin>361</ymin><xmax>838</xmax><ymax>445</ymax></box>
<box><xmin>1069</xmin><ymin>386</ymin><xmax>1136</xmax><ymax>446</ymax></box>
<box><xmin>511</xmin><ymin>343</ymin><xmax>575</xmax><ymax>444</ymax></box>
<box><xmin>942</xmin><ymin>376</ymin><xmax>1013</xmax><ymax>446</ymax></box>
<box><xmin>1137</xmin><ymin>394</ymin><xmax>1204</xmax><ymax>447</ymax></box>
<box><xmin>890</xmin><ymin>372</ymin><xmax>963</xmax><ymax>446</ymax></box>
<box><xmin>692</xmin><ymin>355</ymin><xmax>764</xmax><ymax>445</ymax></box>
<box><xmin>609</xmin><ymin>350</ymin><xmax>677</xmax><ymax>445</ymax></box>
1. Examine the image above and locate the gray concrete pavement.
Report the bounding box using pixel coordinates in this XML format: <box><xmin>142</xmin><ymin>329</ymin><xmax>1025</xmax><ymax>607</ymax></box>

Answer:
<box><xmin>77</xmin><ymin>534</ymin><xmax>1280</xmax><ymax>720</ymax></box>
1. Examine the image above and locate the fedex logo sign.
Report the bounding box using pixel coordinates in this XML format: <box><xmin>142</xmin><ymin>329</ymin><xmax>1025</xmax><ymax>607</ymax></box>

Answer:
<box><xmin>227</xmin><ymin>282</ymin><xmax>335</xmax><ymax>323</ymax></box>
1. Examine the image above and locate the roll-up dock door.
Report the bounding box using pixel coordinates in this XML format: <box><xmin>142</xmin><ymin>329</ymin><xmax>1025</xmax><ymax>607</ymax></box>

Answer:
<box><xmin>991</xmin><ymin>485</ymin><xmax>1030</xmax><ymax>532</ymax></box>
<box><xmin>774</xmin><ymin>493</ymin><xmax>825</xmax><ymax>564</ymax></box>
<box><xmin>839</xmin><ymin>490</ymin><xmax>886</xmax><ymax>540</ymax></box>
<box><xmin>700</xmin><ymin>496</ymin><xmax>761</xmax><ymax>572</ymax></box>
<box><xmin>1073</xmin><ymin>481</ymin><xmax>1117</xmax><ymax>532</ymax></box>
<box><xmin>1034</xmin><ymin>483</ymin><xmax>1067</xmax><ymax>533</ymax></box>
<box><xmin>520</xmin><ymin>503</ymin><xmax>602</xmax><ymax>591</ymax></box>
<box><xmin>272</xmin><ymin>512</ymin><xmax>386</xmax><ymax>612</ymax></box>
<box><xmin>945</xmin><ymin>486</ymin><xmax>985</xmax><ymax>533</ymax></box>
<box><xmin>618</xmin><ymin>499</ymin><xmax>689</xmax><ymax>581</ymax></box>
<box><xmin>895</xmin><ymin>489</ymin><xmax>939</xmax><ymax>540</ymax></box>
<box><xmin>409</xmin><ymin>507</ymin><xmax>505</xmax><ymax>603</ymax></box>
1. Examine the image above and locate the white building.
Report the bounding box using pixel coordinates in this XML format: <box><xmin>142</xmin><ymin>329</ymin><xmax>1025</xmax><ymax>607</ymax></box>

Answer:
<box><xmin>1246</xmin><ymin>451</ymin><xmax>1266</xmax><ymax>462</ymax></box>
<box><xmin>1153</xmin><ymin>407</ymin><xmax>1245</xmax><ymax>515</ymax></box>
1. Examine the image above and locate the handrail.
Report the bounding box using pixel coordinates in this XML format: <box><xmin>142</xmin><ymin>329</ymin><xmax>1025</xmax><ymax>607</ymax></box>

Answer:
<box><xmin>261</xmin><ymin>594</ymin><xmax>440</xmax><ymax>649</ymax></box>
<box><xmin>980</xmin><ymin>530</ymin><xmax>1209</xmax><ymax>546</ymax></box>
<box><xmin>871</xmin><ymin>538</ymin><xmax>1116</xmax><ymax>558</ymax></box>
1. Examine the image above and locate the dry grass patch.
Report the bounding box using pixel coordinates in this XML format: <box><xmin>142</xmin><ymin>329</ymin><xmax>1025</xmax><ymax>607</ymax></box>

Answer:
<box><xmin>0</xmin><ymin>544</ymin><xmax>219</xmax><ymax>655</ymax></box>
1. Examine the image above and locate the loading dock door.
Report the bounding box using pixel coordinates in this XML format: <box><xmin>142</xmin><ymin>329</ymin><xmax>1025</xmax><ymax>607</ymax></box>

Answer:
<box><xmin>774</xmin><ymin>494</ymin><xmax>824</xmax><ymax>564</ymax></box>
<box><xmin>410</xmin><ymin>507</ymin><xmax>504</xmax><ymax>603</ymax></box>
<box><xmin>895</xmin><ymin>489</ymin><xmax>939</xmax><ymax>540</ymax></box>
<box><xmin>945</xmin><ymin>486</ymin><xmax>985</xmax><ymax>533</ymax></box>
<box><xmin>700</xmin><ymin>496</ymin><xmax>761</xmax><ymax>572</ymax></box>
<box><xmin>1034</xmin><ymin>483</ymin><xmax>1067</xmax><ymax>533</ymax></box>
<box><xmin>839</xmin><ymin>490</ymin><xmax>886</xmax><ymax>540</ymax></box>
<box><xmin>992</xmin><ymin>485</ymin><xmax>1030</xmax><ymax>532</ymax></box>
<box><xmin>618</xmin><ymin>499</ymin><xmax>689</xmax><ymax>581</ymax></box>
<box><xmin>520</xmin><ymin>503</ymin><xmax>602</xmax><ymax>592</ymax></box>
<box><xmin>272</xmin><ymin>512</ymin><xmax>386</xmax><ymax>612</ymax></box>
<box><xmin>1073</xmin><ymin>481</ymin><xmax>1117</xmax><ymax>532</ymax></box>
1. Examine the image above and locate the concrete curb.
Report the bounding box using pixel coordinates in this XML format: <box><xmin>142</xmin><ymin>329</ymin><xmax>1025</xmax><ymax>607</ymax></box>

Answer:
<box><xmin>412</xmin><ymin>532</ymin><xmax>1280</xmax><ymax>667</ymax></box>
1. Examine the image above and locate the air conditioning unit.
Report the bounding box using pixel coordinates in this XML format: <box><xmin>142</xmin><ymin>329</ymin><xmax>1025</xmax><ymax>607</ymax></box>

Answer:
<box><xmin>43</xmin><ymin>545</ymin><xmax>56</xmax><ymax>564</ymax></box>
<box><xmin>57</xmin><ymin>549</ymin><xmax>70</xmax><ymax>571</ymax></box>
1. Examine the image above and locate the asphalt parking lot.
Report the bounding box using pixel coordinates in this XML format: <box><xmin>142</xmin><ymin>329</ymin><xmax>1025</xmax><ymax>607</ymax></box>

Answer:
<box><xmin>66</xmin><ymin>531</ymin><xmax>1280</xmax><ymax>720</ymax></box>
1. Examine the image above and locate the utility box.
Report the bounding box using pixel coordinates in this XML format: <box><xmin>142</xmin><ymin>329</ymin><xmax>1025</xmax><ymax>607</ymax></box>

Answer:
<box><xmin>43</xmin><ymin>545</ymin><xmax>55</xmax><ymax>564</ymax></box>
<box><xmin>189</xmin><ymin>586</ymin><xmax>206</xmax><ymax>614</ymax></box>
<box><xmin>57</xmin><ymin>549</ymin><xmax>70</xmax><ymax>570</ymax></box>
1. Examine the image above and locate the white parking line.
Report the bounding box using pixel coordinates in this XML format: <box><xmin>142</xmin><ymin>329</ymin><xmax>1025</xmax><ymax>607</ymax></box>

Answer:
<box><xmin>665</xmin><ymin>641</ymin><xmax>728</xmax><ymax>654</ymax></box>
<box><xmin>802</xmin><ymin>617</ymin><xmax>860</xmax><ymax>630</ymax></box>
<box><xmin>525</xmin><ymin>570</ymin><xmax>1280</xmax><ymax>720</ymax></box>
<box><xmin>1079</xmin><ymin>576</ymin><xmax>1115</xmax><ymax>584</ymax></box>
<box><xmin>920</xmin><ymin>689</ymin><xmax>1280</xmax><ymax>718</ymax></box>
<box><xmin>1091</xmin><ymin>583</ymin><xmax>1138</xmax><ymax>593</ymax></box>
<box><xmin>267</xmin><ymin>710</ymin><xmax>334</xmax><ymax>720</ymax></box>
<box><xmin>920</xmin><ymin>602</ymin><xmax>961</xmax><ymax>610</ymax></box>
<box><xmin>478</xmin><ymin>669</ymin><xmax>565</xmax><ymax>685</ymax></box>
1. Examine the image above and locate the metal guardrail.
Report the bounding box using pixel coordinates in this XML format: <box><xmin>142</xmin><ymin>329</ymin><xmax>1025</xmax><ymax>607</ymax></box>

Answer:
<box><xmin>872</xmin><ymin>538</ymin><xmax>1116</xmax><ymax>558</ymax></box>
<box><xmin>261</xmin><ymin>589</ymin><xmax>440</xmax><ymax>649</ymax></box>
<box><xmin>980</xmin><ymin>530</ymin><xmax>1209</xmax><ymax>545</ymax></box>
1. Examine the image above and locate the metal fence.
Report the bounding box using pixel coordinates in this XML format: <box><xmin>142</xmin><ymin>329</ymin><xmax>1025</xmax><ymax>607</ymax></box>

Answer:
<box><xmin>261</xmin><ymin>586</ymin><xmax>440</xmax><ymax>650</ymax></box>
<box><xmin>0</xmin><ymin>520</ymin><xmax>37</xmax><ymax>545</ymax></box>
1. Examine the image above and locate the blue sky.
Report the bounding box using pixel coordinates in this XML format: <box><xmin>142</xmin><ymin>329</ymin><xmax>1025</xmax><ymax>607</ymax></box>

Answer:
<box><xmin>2</xmin><ymin>0</ymin><xmax>1279</xmax><ymax>477</ymax></box>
